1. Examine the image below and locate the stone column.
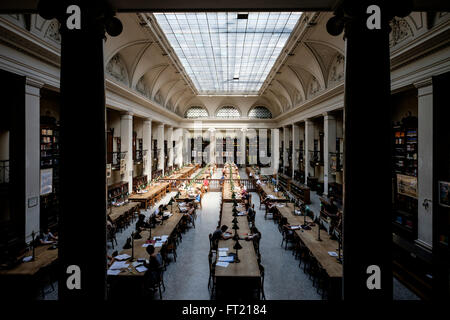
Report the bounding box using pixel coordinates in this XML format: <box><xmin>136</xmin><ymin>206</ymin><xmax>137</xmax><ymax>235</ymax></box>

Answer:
<box><xmin>174</xmin><ymin>128</ymin><xmax>183</xmax><ymax>168</ymax></box>
<box><xmin>271</xmin><ymin>128</ymin><xmax>280</xmax><ymax>175</ymax></box>
<box><xmin>25</xmin><ymin>79</ymin><xmax>42</xmax><ymax>243</ymax></box>
<box><xmin>327</xmin><ymin>0</ymin><xmax>403</xmax><ymax>299</ymax></box>
<box><xmin>304</xmin><ymin>119</ymin><xmax>314</xmax><ymax>185</ymax></box>
<box><xmin>209</xmin><ymin>129</ymin><xmax>216</xmax><ymax>165</ymax></box>
<box><xmin>157</xmin><ymin>124</ymin><xmax>165</xmax><ymax>174</ymax></box>
<box><xmin>120</xmin><ymin>113</ymin><xmax>133</xmax><ymax>192</ymax></box>
<box><xmin>283</xmin><ymin>126</ymin><xmax>289</xmax><ymax>171</ymax></box>
<box><xmin>323</xmin><ymin>113</ymin><xmax>336</xmax><ymax>196</ymax></box>
<box><xmin>292</xmin><ymin>124</ymin><xmax>300</xmax><ymax>179</ymax></box>
<box><xmin>142</xmin><ymin>118</ymin><xmax>152</xmax><ymax>182</ymax></box>
<box><xmin>415</xmin><ymin>79</ymin><xmax>433</xmax><ymax>250</ymax></box>
<box><xmin>240</xmin><ymin>128</ymin><xmax>247</xmax><ymax>167</ymax></box>
<box><xmin>167</xmin><ymin>126</ymin><xmax>174</xmax><ymax>169</ymax></box>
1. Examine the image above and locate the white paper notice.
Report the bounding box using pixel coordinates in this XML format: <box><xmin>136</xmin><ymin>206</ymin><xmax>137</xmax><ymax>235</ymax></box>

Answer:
<box><xmin>107</xmin><ymin>269</ymin><xmax>121</xmax><ymax>275</ymax></box>
<box><xmin>216</xmin><ymin>262</ymin><xmax>229</xmax><ymax>268</ymax></box>
<box><xmin>328</xmin><ymin>251</ymin><xmax>338</xmax><ymax>257</ymax></box>
<box><xmin>109</xmin><ymin>261</ymin><xmax>129</xmax><ymax>270</ymax></box>
<box><xmin>136</xmin><ymin>266</ymin><xmax>148</xmax><ymax>273</ymax></box>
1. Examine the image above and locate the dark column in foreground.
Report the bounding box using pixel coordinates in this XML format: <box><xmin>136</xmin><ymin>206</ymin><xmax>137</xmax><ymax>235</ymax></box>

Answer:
<box><xmin>327</xmin><ymin>0</ymin><xmax>412</xmax><ymax>300</ymax></box>
<box><xmin>38</xmin><ymin>0</ymin><xmax>122</xmax><ymax>300</ymax></box>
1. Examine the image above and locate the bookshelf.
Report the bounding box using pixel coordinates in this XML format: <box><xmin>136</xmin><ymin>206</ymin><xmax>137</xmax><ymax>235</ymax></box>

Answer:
<box><xmin>277</xmin><ymin>173</ymin><xmax>311</xmax><ymax>204</ymax></box>
<box><xmin>40</xmin><ymin>116</ymin><xmax>60</xmax><ymax>230</ymax></box>
<box><xmin>108</xmin><ymin>181</ymin><xmax>129</xmax><ymax>207</ymax></box>
<box><xmin>392</xmin><ymin>116</ymin><xmax>418</xmax><ymax>239</ymax></box>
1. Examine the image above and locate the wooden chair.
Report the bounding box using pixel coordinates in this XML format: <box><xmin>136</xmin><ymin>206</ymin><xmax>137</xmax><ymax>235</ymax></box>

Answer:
<box><xmin>208</xmin><ymin>252</ymin><xmax>216</xmax><ymax>297</ymax></box>
<box><xmin>165</xmin><ymin>235</ymin><xmax>177</xmax><ymax>263</ymax></box>
<box><xmin>107</xmin><ymin>224</ymin><xmax>118</xmax><ymax>249</ymax></box>
<box><xmin>280</xmin><ymin>227</ymin><xmax>295</xmax><ymax>250</ymax></box>
<box><xmin>258</xmin><ymin>264</ymin><xmax>266</xmax><ymax>300</ymax></box>
<box><xmin>143</xmin><ymin>265</ymin><xmax>165</xmax><ymax>300</ymax></box>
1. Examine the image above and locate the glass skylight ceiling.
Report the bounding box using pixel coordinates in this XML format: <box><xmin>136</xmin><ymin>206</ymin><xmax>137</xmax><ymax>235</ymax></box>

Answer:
<box><xmin>153</xmin><ymin>12</ymin><xmax>302</xmax><ymax>95</ymax></box>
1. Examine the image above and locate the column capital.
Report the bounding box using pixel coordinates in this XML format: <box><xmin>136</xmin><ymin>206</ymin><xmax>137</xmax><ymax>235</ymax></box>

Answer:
<box><xmin>414</xmin><ymin>78</ymin><xmax>433</xmax><ymax>90</ymax></box>
<box><xmin>26</xmin><ymin>77</ymin><xmax>44</xmax><ymax>89</ymax></box>
<box><xmin>120</xmin><ymin>111</ymin><xmax>133</xmax><ymax>118</ymax></box>
<box><xmin>323</xmin><ymin>112</ymin><xmax>336</xmax><ymax>120</ymax></box>
<box><xmin>144</xmin><ymin>117</ymin><xmax>153</xmax><ymax>123</ymax></box>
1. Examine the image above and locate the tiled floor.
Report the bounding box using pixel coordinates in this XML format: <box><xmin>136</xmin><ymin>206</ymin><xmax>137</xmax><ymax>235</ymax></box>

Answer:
<box><xmin>36</xmin><ymin>167</ymin><xmax>420</xmax><ymax>300</ymax></box>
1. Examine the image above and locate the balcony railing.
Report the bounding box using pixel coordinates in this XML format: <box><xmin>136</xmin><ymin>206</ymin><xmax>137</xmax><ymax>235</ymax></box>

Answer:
<box><xmin>0</xmin><ymin>160</ymin><xmax>9</xmax><ymax>184</ymax></box>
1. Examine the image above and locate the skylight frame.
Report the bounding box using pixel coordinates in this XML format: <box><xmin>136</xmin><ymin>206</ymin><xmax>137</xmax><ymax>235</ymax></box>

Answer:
<box><xmin>153</xmin><ymin>12</ymin><xmax>302</xmax><ymax>95</ymax></box>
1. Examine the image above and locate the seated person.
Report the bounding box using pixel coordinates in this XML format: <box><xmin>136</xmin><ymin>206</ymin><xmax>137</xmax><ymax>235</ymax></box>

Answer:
<box><xmin>194</xmin><ymin>193</ymin><xmax>201</xmax><ymax>204</ymax></box>
<box><xmin>247</xmin><ymin>204</ymin><xmax>256</xmax><ymax>222</ymax></box>
<box><xmin>245</xmin><ymin>226</ymin><xmax>261</xmax><ymax>241</ymax></box>
<box><xmin>107</xmin><ymin>250</ymin><xmax>118</xmax><ymax>268</ymax></box>
<box><xmin>136</xmin><ymin>213</ymin><xmax>151</xmax><ymax>231</ymax></box>
<box><xmin>143</xmin><ymin>245</ymin><xmax>163</xmax><ymax>285</ymax></box>
<box><xmin>212</xmin><ymin>225</ymin><xmax>232</xmax><ymax>241</ymax></box>
<box><xmin>39</xmin><ymin>228</ymin><xmax>58</xmax><ymax>244</ymax></box>
<box><xmin>183</xmin><ymin>203</ymin><xmax>195</xmax><ymax>223</ymax></box>
<box><xmin>203</xmin><ymin>178</ymin><xmax>209</xmax><ymax>191</ymax></box>
<box><xmin>280</xmin><ymin>217</ymin><xmax>294</xmax><ymax>236</ymax></box>
<box><xmin>152</xmin><ymin>204</ymin><xmax>165</xmax><ymax>220</ymax></box>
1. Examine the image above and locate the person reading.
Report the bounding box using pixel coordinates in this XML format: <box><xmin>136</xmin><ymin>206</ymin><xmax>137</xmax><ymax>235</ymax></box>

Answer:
<box><xmin>39</xmin><ymin>228</ymin><xmax>57</xmax><ymax>245</ymax></box>
<box><xmin>212</xmin><ymin>225</ymin><xmax>232</xmax><ymax>241</ymax></box>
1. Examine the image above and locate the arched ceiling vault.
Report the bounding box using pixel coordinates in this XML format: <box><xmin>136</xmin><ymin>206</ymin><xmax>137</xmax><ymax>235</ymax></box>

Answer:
<box><xmin>104</xmin><ymin>12</ymin><xmax>349</xmax><ymax>117</ymax></box>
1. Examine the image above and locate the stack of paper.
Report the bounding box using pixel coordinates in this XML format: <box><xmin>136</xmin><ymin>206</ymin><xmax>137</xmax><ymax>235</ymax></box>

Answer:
<box><xmin>218</xmin><ymin>256</ymin><xmax>234</xmax><ymax>263</ymax></box>
<box><xmin>107</xmin><ymin>269</ymin><xmax>121</xmax><ymax>276</ymax></box>
<box><xmin>328</xmin><ymin>251</ymin><xmax>338</xmax><ymax>257</ymax></box>
<box><xmin>216</xmin><ymin>261</ymin><xmax>229</xmax><ymax>268</ymax></box>
<box><xmin>290</xmin><ymin>225</ymin><xmax>301</xmax><ymax>230</ymax></box>
<box><xmin>218</xmin><ymin>247</ymin><xmax>229</xmax><ymax>252</ymax></box>
<box><xmin>136</xmin><ymin>265</ymin><xmax>148</xmax><ymax>273</ymax></box>
<box><xmin>142</xmin><ymin>243</ymin><xmax>151</xmax><ymax>248</ymax></box>
<box><xmin>218</xmin><ymin>251</ymin><xmax>228</xmax><ymax>257</ymax></box>
<box><xmin>109</xmin><ymin>261</ymin><xmax>129</xmax><ymax>270</ymax></box>
<box><xmin>114</xmin><ymin>254</ymin><xmax>131</xmax><ymax>261</ymax></box>
<box><xmin>154</xmin><ymin>241</ymin><xmax>164</xmax><ymax>248</ymax></box>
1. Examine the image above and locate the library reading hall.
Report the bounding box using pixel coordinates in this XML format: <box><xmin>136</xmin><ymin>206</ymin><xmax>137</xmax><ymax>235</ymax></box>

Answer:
<box><xmin>0</xmin><ymin>0</ymin><xmax>449</xmax><ymax>302</ymax></box>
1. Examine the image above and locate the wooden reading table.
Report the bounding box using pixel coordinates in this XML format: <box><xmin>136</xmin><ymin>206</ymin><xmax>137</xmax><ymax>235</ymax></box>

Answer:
<box><xmin>276</xmin><ymin>202</ymin><xmax>342</xmax><ymax>300</ymax></box>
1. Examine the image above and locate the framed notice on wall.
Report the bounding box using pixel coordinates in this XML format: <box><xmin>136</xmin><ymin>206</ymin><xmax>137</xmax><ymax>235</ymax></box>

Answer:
<box><xmin>120</xmin><ymin>159</ymin><xmax>126</xmax><ymax>175</ymax></box>
<box><xmin>106</xmin><ymin>164</ymin><xmax>112</xmax><ymax>178</ymax></box>
<box><xmin>397</xmin><ymin>174</ymin><xmax>418</xmax><ymax>199</ymax></box>
<box><xmin>40</xmin><ymin>168</ymin><xmax>53</xmax><ymax>195</ymax></box>
<box><xmin>439</xmin><ymin>181</ymin><xmax>450</xmax><ymax>208</ymax></box>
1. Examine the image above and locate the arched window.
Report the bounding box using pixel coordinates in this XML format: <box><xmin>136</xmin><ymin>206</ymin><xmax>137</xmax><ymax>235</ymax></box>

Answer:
<box><xmin>184</xmin><ymin>106</ymin><xmax>209</xmax><ymax>119</ymax></box>
<box><xmin>248</xmin><ymin>106</ymin><xmax>272</xmax><ymax>119</ymax></box>
<box><xmin>216</xmin><ymin>106</ymin><xmax>241</xmax><ymax>118</ymax></box>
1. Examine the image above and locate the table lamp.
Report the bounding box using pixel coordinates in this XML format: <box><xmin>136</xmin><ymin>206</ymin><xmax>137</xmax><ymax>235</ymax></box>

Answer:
<box><xmin>232</xmin><ymin>217</ymin><xmax>239</xmax><ymax>224</ymax></box>
<box><xmin>317</xmin><ymin>219</ymin><xmax>322</xmax><ymax>242</ymax></box>
<box><xmin>232</xmin><ymin>207</ymin><xmax>238</xmax><ymax>217</ymax></box>
<box><xmin>337</xmin><ymin>232</ymin><xmax>342</xmax><ymax>264</ymax></box>
<box><xmin>131</xmin><ymin>231</ymin><xmax>135</xmax><ymax>261</ymax></box>
<box><xmin>233</xmin><ymin>240</ymin><xmax>242</xmax><ymax>263</ymax></box>
<box><xmin>168</xmin><ymin>197</ymin><xmax>174</xmax><ymax>214</ymax></box>
<box><xmin>31</xmin><ymin>230</ymin><xmax>36</xmax><ymax>261</ymax></box>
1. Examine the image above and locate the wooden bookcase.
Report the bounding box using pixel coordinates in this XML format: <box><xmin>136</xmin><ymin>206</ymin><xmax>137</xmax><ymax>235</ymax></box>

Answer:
<box><xmin>392</xmin><ymin>116</ymin><xmax>418</xmax><ymax>240</ymax></box>
<box><xmin>39</xmin><ymin>116</ymin><xmax>60</xmax><ymax>230</ymax></box>
<box><xmin>133</xmin><ymin>175</ymin><xmax>147</xmax><ymax>192</ymax></box>
<box><xmin>108</xmin><ymin>181</ymin><xmax>129</xmax><ymax>207</ymax></box>
<box><xmin>278</xmin><ymin>173</ymin><xmax>311</xmax><ymax>204</ymax></box>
